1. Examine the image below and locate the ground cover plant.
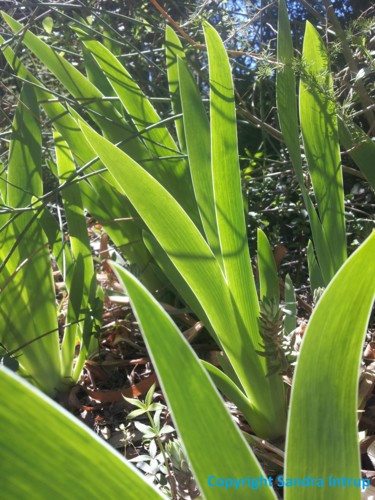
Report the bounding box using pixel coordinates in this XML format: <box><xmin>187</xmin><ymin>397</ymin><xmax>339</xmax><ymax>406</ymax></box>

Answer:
<box><xmin>0</xmin><ymin>0</ymin><xmax>374</xmax><ymax>498</ymax></box>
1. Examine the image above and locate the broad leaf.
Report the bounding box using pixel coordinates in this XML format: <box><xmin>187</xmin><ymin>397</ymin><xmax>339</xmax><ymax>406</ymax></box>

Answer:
<box><xmin>111</xmin><ymin>263</ymin><xmax>276</xmax><ymax>500</ymax></box>
<box><xmin>0</xmin><ymin>366</ymin><xmax>163</xmax><ymax>499</ymax></box>
<box><xmin>285</xmin><ymin>231</ymin><xmax>375</xmax><ymax>499</ymax></box>
<box><xmin>300</xmin><ymin>22</ymin><xmax>346</xmax><ymax>276</ymax></box>
<box><xmin>277</xmin><ymin>0</ymin><xmax>333</xmax><ymax>285</ymax></box>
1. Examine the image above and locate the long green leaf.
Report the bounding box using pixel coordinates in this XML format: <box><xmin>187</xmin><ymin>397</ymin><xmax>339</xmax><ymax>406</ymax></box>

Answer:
<box><xmin>0</xmin><ymin>32</ymin><xmax>163</xmax><ymax>291</ymax></box>
<box><xmin>54</xmin><ymin>132</ymin><xmax>96</xmax><ymax>380</ymax></box>
<box><xmin>165</xmin><ymin>26</ymin><xmax>186</xmax><ymax>152</ymax></box>
<box><xmin>307</xmin><ymin>240</ymin><xmax>324</xmax><ymax>293</ymax></box>
<box><xmin>81</xmin><ymin>37</ymin><xmax>177</xmax><ymax>156</ymax></box>
<box><xmin>79</xmin><ymin>119</ymin><xmax>236</xmax><ymax>341</ymax></box>
<box><xmin>178</xmin><ymin>56</ymin><xmax>221</xmax><ymax>262</ymax></box>
<box><xmin>2</xmin><ymin>12</ymin><xmax>149</xmax><ymax>159</ymax></box>
<box><xmin>276</xmin><ymin>0</ymin><xmax>302</xmax><ymax>179</ymax></box>
<box><xmin>36</xmin><ymin>203</ymin><xmax>74</xmax><ymax>286</ymax></box>
<box><xmin>277</xmin><ymin>0</ymin><xmax>333</xmax><ymax>285</ymax></box>
<box><xmin>111</xmin><ymin>263</ymin><xmax>276</xmax><ymax>500</ymax></box>
<box><xmin>142</xmin><ymin>230</ymin><xmax>217</xmax><ymax>341</ymax></box>
<box><xmin>204</xmin><ymin>22</ymin><xmax>259</xmax><ymax>328</ymax></box>
<box><xmin>284</xmin><ymin>274</ymin><xmax>296</xmax><ymax>335</ymax></box>
<box><xmin>0</xmin><ymin>366</ymin><xmax>163</xmax><ymax>499</ymax></box>
<box><xmin>285</xmin><ymin>231</ymin><xmax>375</xmax><ymax>499</ymax></box>
<box><xmin>204</xmin><ymin>22</ymin><xmax>286</xmax><ymax>437</ymax></box>
<box><xmin>0</xmin><ymin>84</ymin><xmax>60</xmax><ymax>396</ymax></box>
<box><xmin>300</xmin><ymin>22</ymin><xmax>346</xmax><ymax>275</ymax></box>
<box><xmin>202</xmin><ymin>360</ymin><xmax>254</xmax><ymax>425</ymax></box>
<box><xmin>79</xmin><ymin>27</ymin><xmax>286</xmax><ymax>437</ymax></box>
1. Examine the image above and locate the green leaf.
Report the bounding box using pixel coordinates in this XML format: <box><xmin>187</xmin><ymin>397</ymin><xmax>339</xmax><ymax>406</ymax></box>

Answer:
<box><xmin>54</xmin><ymin>132</ymin><xmax>96</xmax><ymax>380</ymax></box>
<box><xmin>111</xmin><ymin>263</ymin><xmax>276</xmax><ymax>500</ymax></box>
<box><xmin>134</xmin><ymin>422</ymin><xmax>154</xmax><ymax>435</ymax></box>
<box><xmin>0</xmin><ymin>84</ymin><xmax>60</xmax><ymax>396</ymax></box>
<box><xmin>300</xmin><ymin>22</ymin><xmax>346</xmax><ymax>275</ymax></box>
<box><xmin>165</xmin><ymin>26</ymin><xmax>186</xmax><ymax>152</ymax></box>
<box><xmin>204</xmin><ymin>23</ymin><xmax>286</xmax><ymax>437</ymax></box>
<box><xmin>80</xmin><ymin>117</ymin><xmax>284</xmax><ymax>438</ymax></box>
<box><xmin>127</xmin><ymin>409</ymin><xmax>148</xmax><ymax>420</ymax></box>
<box><xmin>78</xmin><ymin>24</ymin><xmax>287</xmax><ymax>437</ymax></box>
<box><xmin>202</xmin><ymin>360</ymin><xmax>254</xmax><ymax>425</ymax></box>
<box><xmin>82</xmin><ymin>45</ymin><xmax>119</xmax><ymax>106</ymax></box>
<box><xmin>142</xmin><ymin>230</ymin><xmax>217</xmax><ymax>341</ymax></box>
<box><xmin>145</xmin><ymin>382</ymin><xmax>156</xmax><ymax>407</ymax></box>
<box><xmin>42</xmin><ymin>16</ymin><xmax>54</xmax><ymax>34</ymax></box>
<box><xmin>204</xmin><ymin>22</ymin><xmax>259</xmax><ymax>331</ymax></box>
<box><xmin>307</xmin><ymin>240</ymin><xmax>324</xmax><ymax>293</ymax></box>
<box><xmin>277</xmin><ymin>0</ymin><xmax>334</xmax><ymax>285</ymax></box>
<box><xmin>123</xmin><ymin>396</ymin><xmax>145</xmax><ymax>408</ymax></box>
<box><xmin>276</xmin><ymin>0</ymin><xmax>301</xmax><ymax>178</ymax></box>
<box><xmin>257</xmin><ymin>228</ymin><xmax>280</xmax><ymax>304</ymax></box>
<box><xmin>2</xmin><ymin>13</ymin><xmax>148</xmax><ymax>160</ymax></box>
<box><xmin>36</xmin><ymin>203</ymin><xmax>74</xmax><ymax>286</ymax></box>
<box><xmin>0</xmin><ymin>30</ymin><xmax>163</xmax><ymax>291</ymax></box>
<box><xmin>0</xmin><ymin>366</ymin><xmax>163</xmax><ymax>499</ymax></box>
<box><xmin>81</xmin><ymin>36</ymin><xmax>200</xmax><ymax>225</ymax></box>
<box><xmin>284</xmin><ymin>274</ymin><xmax>296</xmax><ymax>335</ymax></box>
<box><xmin>285</xmin><ymin>231</ymin><xmax>375</xmax><ymax>499</ymax></box>
<box><xmin>178</xmin><ymin>56</ymin><xmax>221</xmax><ymax>262</ymax></box>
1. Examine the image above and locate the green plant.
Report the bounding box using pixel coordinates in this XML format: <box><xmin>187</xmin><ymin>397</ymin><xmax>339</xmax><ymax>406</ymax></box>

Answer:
<box><xmin>1</xmin><ymin>3</ymin><xmax>374</xmax><ymax>498</ymax></box>
<box><xmin>2</xmin><ymin>229</ymin><xmax>374</xmax><ymax>498</ymax></box>
<box><xmin>0</xmin><ymin>11</ymin><xmax>287</xmax><ymax>439</ymax></box>
<box><xmin>125</xmin><ymin>383</ymin><xmax>176</xmax><ymax>493</ymax></box>
<box><xmin>277</xmin><ymin>0</ymin><xmax>347</xmax><ymax>292</ymax></box>
<box><xmin>0</xmin><ymin>84</ymin><xmax>100</xmax><ymax>396</ymax></box>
